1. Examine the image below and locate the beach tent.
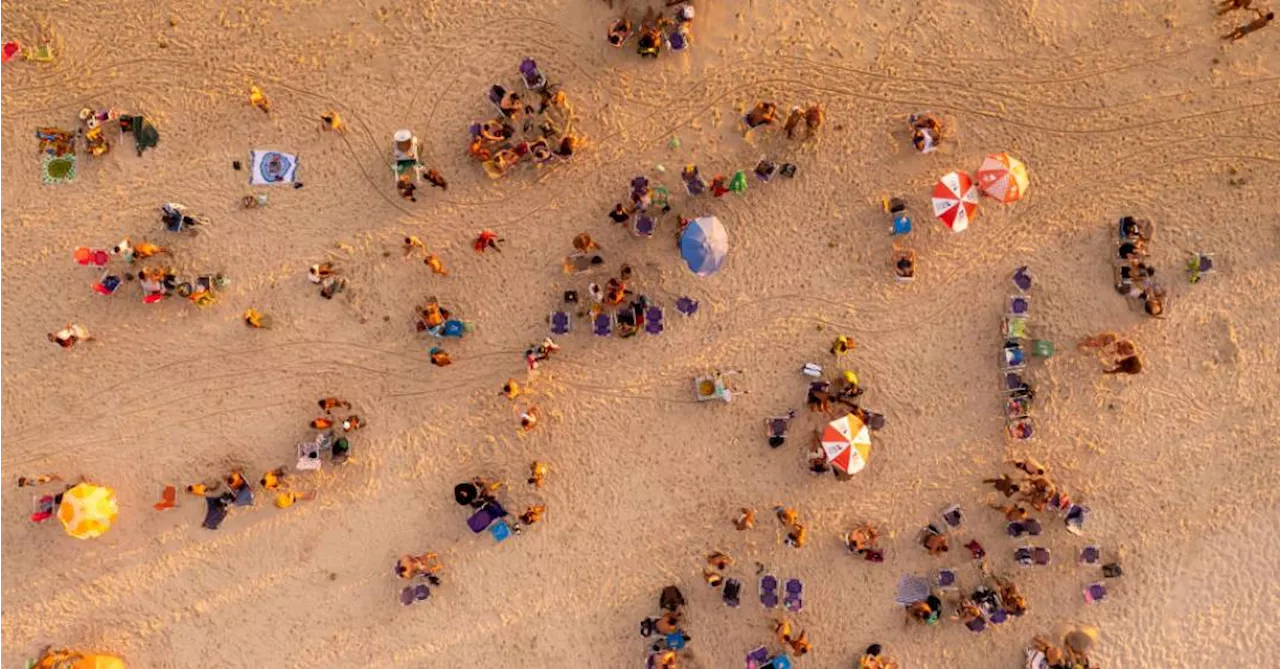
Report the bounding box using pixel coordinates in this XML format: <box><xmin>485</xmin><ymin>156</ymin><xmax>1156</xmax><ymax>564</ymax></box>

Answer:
<box><xmin>976</xmin><ymin>153</ymin><xmax>1029</xmax><ymax>203</ymax></box>
<box><xmin>679</xmin><ymin>216</ymin><xmax>728</xmax><ymax>276</ymax></box>
<box><xmin>820</xmin><ymin>414</ymin><xmax>873</xmax><ymax>475</ymax></box>
<box><xmin>58</xmin><ymin>483</ymin><xmax>118</xmax><ymax>540</ymax></box>
<box><xmin>931</xmin><ymin>171</ymin><xmax>979</xmax><ymax>232</ymax></box>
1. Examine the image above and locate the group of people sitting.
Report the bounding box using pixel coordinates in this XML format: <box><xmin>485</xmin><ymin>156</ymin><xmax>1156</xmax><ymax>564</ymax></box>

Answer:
<box><xmin>608</xmin><ymin>3</ymin><xmax>696</xmax><ymax>56</ymax></box>
<box><xmin>468</xmin><ymin>58</ymin><xmax>578</xmax><ymax>179</ymax></box>
<box><xmin>1113</xmin><ymin>216</ymin><xmax>1164</xmax><ymax>316</ymax></box>
<box><xmin>639</xmin><ymin>585</ymin><xmax>691</xmax><ymax>668</ymax></box>
<box><xmin>905</xmin><ymin>564</ymin><xmax>1030</xmax><ymax>633</ymax></box>
<box><xmin>885</xmin><ymin>197</ymin><xmax>917</xmax><ymax>281</ymax></box>
<box><xmin>742</xmin><ymin>100</ymin><xmax>825</xmax><ymax>139</ymax></box>
<box><xmin>984</xmin><ymin>458</ymin><xmax>1087</xmax><ymax>534</ymax></box>
<box><xmin>908</xmin><ymin>112</ymin><xmax>946</xmax><ymax>153</ymax></box>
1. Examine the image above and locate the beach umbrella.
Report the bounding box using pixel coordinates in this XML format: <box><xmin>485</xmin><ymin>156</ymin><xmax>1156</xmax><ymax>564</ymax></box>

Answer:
<box><xmin>931</xmin><ymin>171</ymin><xmax>979</xmax><ymax>232</ymax></box>
<box><xmin>454</xmin><ymin>482</ymin><xmax>479</xmax><ymax>506</ymax></box>
<box><xmin>679</xmin><ymin>216</ymin><xmax>728</xmax><ymax>276</ymax></box>
<box><xmin>976</xmin><ymin>153</ymin><xmax>1029</xmax><ymax>203</ymax></box>
<box><xmin>820</xmin><ymin>414</ymin><xmax>873</xmax><ymax>475</ymax></box>
<box><xmin>57</xmin><ymin>483</ymin><xmax>118</xmax><ymax>540</ymax></box>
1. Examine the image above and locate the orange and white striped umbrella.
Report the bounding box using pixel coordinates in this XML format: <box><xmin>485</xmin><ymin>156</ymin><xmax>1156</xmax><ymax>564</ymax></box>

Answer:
<box><xmin>976</xmin><ymin>153</ymin><xmax>1029</xmax><ymax>203</ymax></box>
<box><xmin>820</xmin><ymin>414</ymin><xmax>873</xmax><ymax>475</ymax></box>
<box><xmin>58</xmin><ymin>483</ymin><xmax>118</xmax><ymax>540</ymax></box>
<box><xmin>931</xmin><ymin>171</ymin><xmax>979</xmax><ymax>232</ymax></box>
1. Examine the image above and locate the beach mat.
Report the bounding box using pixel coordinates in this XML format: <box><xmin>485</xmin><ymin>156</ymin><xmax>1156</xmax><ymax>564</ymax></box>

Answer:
<box><xmin>249</xmin><ymin>150</ymin><xmax>299</xmax><ymax>185</ymax></box>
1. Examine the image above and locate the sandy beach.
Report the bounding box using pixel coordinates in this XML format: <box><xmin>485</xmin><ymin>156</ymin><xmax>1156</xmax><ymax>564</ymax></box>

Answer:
<box><xmin>3</xmin><ymin>0</ymin><xmax>1280</xmax><ymax>667</ymax></box>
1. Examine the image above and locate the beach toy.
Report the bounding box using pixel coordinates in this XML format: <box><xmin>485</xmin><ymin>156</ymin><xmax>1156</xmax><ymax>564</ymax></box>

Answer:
<box><xmin>1032</xmin><ymin>340</ymin><xmax>1054</xmax><ymax>358</ymax></box>
<box><xmin>2</xmin><ymin>41</ymin><xmax>21</xmax><ymax>63</ymax></box>
<box><xmin>29</xmin><ymin>43</ymin><xmax>53</xmax><ymax>62</ymax></box>
<box><xmin>728</xmin><ymin>170</ymin><xmax>747</xmax><ymax>193</ymax></box>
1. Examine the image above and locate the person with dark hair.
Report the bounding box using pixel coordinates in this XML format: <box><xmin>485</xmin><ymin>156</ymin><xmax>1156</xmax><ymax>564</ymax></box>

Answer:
<box><xmin>1104</xmin><ymin>354</ymin><xmax>1143</xmax><ymax>375</ymax></box>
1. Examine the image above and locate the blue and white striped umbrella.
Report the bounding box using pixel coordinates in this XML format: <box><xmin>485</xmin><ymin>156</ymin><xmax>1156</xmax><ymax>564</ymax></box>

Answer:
<box><xmin>679</xmin><ymin>216</ymin><xmax>728</xmax><ymax>276</ymax></box>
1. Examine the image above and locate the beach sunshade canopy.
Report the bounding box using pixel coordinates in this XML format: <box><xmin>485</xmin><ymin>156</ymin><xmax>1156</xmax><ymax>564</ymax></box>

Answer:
<box><xmin>820</xmin><ymin>414</ymin><xmax>872</xmax><ymax>474</ymax></box>
<box><xmin>454</xmin><ymin>482</ymin><xmax>479</xmax><ymax>506</ymax></box>
<box><xmin>976</xmin><ymin>153</ymin><xmax>1029</xmax><ymax>203</ymax></box>
<box><xmin>58</xmin><ymin>483</ymin><xmax>118</xmax><ymax>539</ymax></box>
<box><xmin>679</xmin><ymin>216</ymin><xmax>728</xmax><ymax>276</ymax></box>
<box><xmin>931</xmin><ymin>171</ymin><xmax>979</xmax><ymax>232</ymax></box>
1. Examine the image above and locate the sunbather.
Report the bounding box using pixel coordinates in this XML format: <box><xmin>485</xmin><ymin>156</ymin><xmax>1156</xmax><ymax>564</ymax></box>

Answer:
<box><xmin>858</xmin><ymin>644</ymin><xmax>900</xmax><ymax>669</ymax></box>
<box><xmin>893</xmin><ymin>248</ymin><xmax>917</xmax><ymax>280</ymax></box>
<box><xmin>991</xmin><ymin>503</ymin><xmax>1030</xmax><ymax>521</ymax></box>
<box><xmin>607</xmin><ymin>18</ymin><xmax>632</xmax><ymax>46</ymax></box>
<box><xmin>734</xmin><ymin>507</ymin><xmax>756</xmax><ymax>530</ymax></box>
<box><xmin>1104</xmin><ymin>354</ymin><xmax>1143</xmax><ymax>374</ymax></box>
<box><xmin>984</xmin><ymin>474</ymin><xmax>1021</xmax><ymax>497</ymax></box>
<box><xmin>994</xmin><ymin>576</ymin><xmax>1028</xmax><ymax>616</ymax></box>
<box><xmin>528</xmin><ymin>461</ymin><xmax>549</xmax><ymax>487</ymax></box>
<box><xmin>785</xmin><ymin>523</ymin><xmax>808</xmax><ymax>548</ymax></box>
<box><xmin>775</xmin><ymin>506</ymin><xmax>799</xmax><ymax>527</ymax></box>
<box><xmin>519</xmin><ymin>504</ymin><xmax>546</xmax><ymax>525</ymax></box>
<box><xmin>17</xmin><ymin>474</ymin><xmax>61</xmax><ymax>487</ymax></box>
<box><xmin>259</xmin><ymin>468</ymin><xmax>285</xmax><ymax>490</ymax></box>
<box><xmin>395</xmin><ymin>552</ymin><xmax>442</xmax><ymax>582</ymax></box>
<box><xmin>519</xmin><ymin>407</ymin><xmax>541</xmax><ymax>431</ymax></box>
<box><xmin>846</xmin><ymin>522</ymin><xmax>880</xmax><ymax>555</ymax></box>
<box><xmin>572</xmin><ymin>232</ymin><xmax>601</xmax><ymax>253</ymax></box>
<box><xmin>906</xmin><ymin>595</ymin><xmax>942</xmax><ymax>625</ymax></box>
<box><xmin>744</xmin><ymin>101</ymin><xmax>778</xmax><ymax>130</ymax></box>
<box><xmin>921</xmin><ymin>524</ymin><xmax>949</xmax><ymax>555</ymax></box>
<box><xmin>1011</xmin><ymin>457</ymin><xmax>1047</xmax><ymax>477</ymax></box>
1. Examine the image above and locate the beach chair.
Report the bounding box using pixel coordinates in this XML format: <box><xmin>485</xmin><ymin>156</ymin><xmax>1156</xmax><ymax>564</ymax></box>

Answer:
<box><xmin>722</xmin><ymin>578</ymin><xmax>742</xmax><ymax>607</ymax></box>
<box><xmin>400</xmin><ymin>583</ymin><xmax>431</xmax><ymax>606</ymax></box>
<box><xmin>965</xmin><ymin>616</ymin><xmax>988</xmax><ymax>633</ymax></box>
<box><xmin>1004</xmin><ymin>396</ymin><xmax>1031</xmax><ymax>420</ymax></box>
<box><xmin>1187</xmin><ymin>252</ymin><xmax>1215</xmax><ymax>283</ymax></box>
<box><xmin>935</xmin><ymin>568</ymin><xmax>957</xmax><ymax>591</ymax></box>
<box><xmin>1008</xmin><ymin>295</ymin><xmax>1030</xmax><ymax>317</ymax></box>
<box><xmin>675</xmin><ymin>296</ymin><xmax>699</xmax><ymax>317</ymax></box>
<box><xmin>519</xmin><ymin>58</ymin><xmax>547</xmax><ymax>90</ymax></box>
<box><xmin>988</xmin><ymin>608</ymin><xmax>1009</xmax><ymax>625</ymax></box>
<box><xmin>633</xmin><ymin>214</ymin><xmax>655</xmax><ymax>238</ymax></box>
<box><xmin>296</xmin><ymin>439</ymin><xmax>323</xmax><ymax>471</ymax></box>
<box><xmin>941</xmin><ymin>504</ymin><xmax>964</xmax><ymax>529</ymax></box>
<box><xmin>1065</xmin><ymin>504</ymin><xmax>1089</xmax><ymax>535</ymax></box>
<box><xmin>1015</xmin><ymin>546</ymin><xmax>1051</xmax><ymax>567</ymax></box>
<box><xmin>644</xmin><ymin>306</ymin><xmax>665</xmax><ymax>335</ymax></box>
<box><xmin>759</xmin><ymin>574</ymin><xmax>779</xmax><ymax>609</ymax></box>
<box><xmin>30</xmin><ymin>495</ymin><xmax>56</xmax><ymax>523</ymax></box>
<box><xmin>783</xmin><ymin>578</ymin><xmax>804</xmax><ymax>612</ymax></box>
<box><xmin>667</xmin><ymin>26</ymin><xmax>689</xmax><ymax>51</ymax></box>
<box><xmin>550</xmin><ymin>311</ymin><xmax>570</xmax><ymax>335</ymax></box>
<box><xmin>1002</xmin><ymin>316</ymin><xmax>1028</xmax><ymax>340</ymax></box>
<box><xmin>1006</xmin><ymin>417</ymin><xmax>1034</xmax><ymax>441</ymax></box>
<box><xmin>1002</xmin><ymin>371</ymin><xmax>1027</xmax><ymax>394</ymax></box>
<box><xmin>592</xmin><ymin>312</ymin><xmax>613</xmax><ymax>337</ymax></box>
<box><xmin>467</xmin><ymin>501</ymin><xmax>506</xmax><ymax>534</ymax></box>
<box><xmin>746</xmin><ymin>646</ymin><xmax>770</xmax><ymax>669</ymax></box>
<box><xmin>1079</xmin><ymin>545</ymin><xmax>1101</xmax><ymax>565</ymax></box>
<box><xmin>1083</xmin><ymin>582</ymin><xmax>1107</xmax><ymax>604</ymax></box>
<box><xmin>754</xmin><ymin>158</ymin><xmax>778</xmax><ymax>181</ymax></box>
<box><xmin>1012</xmin><ymin>266</ymin><xmax>1033</xmax><ymax>292</ymax></box>
<box><xmin>1006</xmin><ymin>519</ymin><xmax>1043</xmax><ymax>538</ymax></box>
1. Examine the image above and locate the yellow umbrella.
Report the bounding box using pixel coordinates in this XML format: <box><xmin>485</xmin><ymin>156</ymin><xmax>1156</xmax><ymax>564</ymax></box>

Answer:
<box><xmin>32</xmin><ymin>649</ymin><xmax>125</xmax><ymax>669</ymax></box>
<box><xmin>57</xmin><ymin>483</ymin><xmax>118</xmax><ymax>540</ymax></box>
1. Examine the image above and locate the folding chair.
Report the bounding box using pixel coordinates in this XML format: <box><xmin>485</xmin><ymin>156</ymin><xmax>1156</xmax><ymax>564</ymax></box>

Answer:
<box><xmin>633</xmin><ymin>214</ymin><xmax>655</xmax><ymax>238</ymax></box>
<box><xmin>549</xmin><ymin>311</ymin><xmax>570</xmax><ymax>335</ymax></box>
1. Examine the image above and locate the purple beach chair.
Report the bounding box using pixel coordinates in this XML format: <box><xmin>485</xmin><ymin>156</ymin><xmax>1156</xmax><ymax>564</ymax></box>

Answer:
<box><xmin>519</xmin><ymin>57</ymin><xmax>546</xmax><ymax>90</ymax></box>
<box><xmin>1009</xmin><ymin>295</ymin><xmax>1031</xmax><ymax>317</ymax></box>
<box><xmin>1015</xmin><ymin>546</ymin><xmax>1051</xmax><ymax>566</ymax></box>
<box><xmin>633</xmin><ymin>215</ymin><xmax>655</xmax><ymax>237</ymax></box>
<box><xmin>644</xmin><ymin>306</ymin><xmax>664</xmax><ymax>334</ymax></box>
<box><xmin>965</xmin><ymin>616</ymin><xmax>988</xmax><ymax>633</ymax></box>
<box><xmin>941</xmin><ymin>504</ymin><xmax>964</xmax><ymax>529</ymax></box>
<box><xmin>989</xmin><ymin>609</ymin><xmax>1009</xmax><ymax>625</ymax></box>
<box><xmin>550</xmin><ymin>311</ymin><xmax>570</xmax><ymax>335</ymax></box>
<box><xmin>1084</xmin><ymin>582</ymin><xmax>1107</xmax><ymax>603</ymax></box>
<box><xmin>759</xmin><ymin>574</ymin><xmax>779</xmax><ymax>609</ymax></box>
<box><xmin>1006</xmin><ymin>518</ymin><xmax>1043</xmax><ymax>538</ymax></box>
<box><xmin>783</xmin><ymin>578</ymin><xmax>803</xmax><ymax>612</ymax></box>
<box><xmin>1012</xmin><ymin>266</ymin><xmax>1033</xmax><ymax>292</ymax></box>
<box><xmin>935</xmin><ymin>568</ymin><xmax>957</xmax><ymax>590</ymax></box>
<box><xmin>400</xmin><ymin>583</ymin><xmax>430</xmax><ymax>606</ymax></box>
<box><xmin>1079</xmin><ymin>545</ymin><xmax>1101</xmax><ymax>565</ymax></box>
<box><xmin>593</xmin><ymin>312</ymin><xmax>613</xmax><ymax>337</ymax></box>
<box><xmin>675</xmin><ymin>296</ymin><xmax>699</xmax><ymax>317</ymax></box>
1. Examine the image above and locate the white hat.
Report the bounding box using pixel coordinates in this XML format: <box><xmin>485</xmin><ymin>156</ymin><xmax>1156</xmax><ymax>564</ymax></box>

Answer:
<box><xmin>394</xmin><ymin>129</ymin><xmax>413</xmax><ymax>143</ymax></box>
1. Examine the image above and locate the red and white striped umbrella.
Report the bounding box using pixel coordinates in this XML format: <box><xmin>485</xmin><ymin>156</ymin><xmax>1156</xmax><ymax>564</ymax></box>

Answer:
<box><xmin>976</xmin><ymin>153</ymin><xmax>1029</xmax><ymax>203</ymax></box>
<box><xmin>931</xmin><ymin>171</ymin><xmax>979</xmax><ymax>232</ymax></box>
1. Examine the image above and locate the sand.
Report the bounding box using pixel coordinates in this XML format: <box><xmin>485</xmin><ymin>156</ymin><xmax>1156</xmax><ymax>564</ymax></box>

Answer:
<box><xmin>3</xmin><ymin>0</ymin><xmax>1280</xmax><ymax>667</ymax></box>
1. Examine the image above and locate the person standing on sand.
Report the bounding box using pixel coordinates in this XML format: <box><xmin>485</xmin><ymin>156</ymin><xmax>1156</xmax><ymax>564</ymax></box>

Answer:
<box><xmin>1223</xmin><ymin>9</ymin><xmax>1274</xmax><ymax>39</ymax></box>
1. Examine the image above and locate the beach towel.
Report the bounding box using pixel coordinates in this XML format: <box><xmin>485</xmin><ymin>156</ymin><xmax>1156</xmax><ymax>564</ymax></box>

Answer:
<box><xmin>202</xmin><ymin>495</ymin><xmax>231</xmax><ymax>529</ymax></box>
<box><xmin>249</xmin><ymin>150</ymin><xmax>299</xmax><ymax>185</ymax></box>
<box><xmin>41</xmin><ymin>153</ymin><xmax>77</xmax><ymax>185</ymax></box>
<box><xmin>895</xmin><ymin>573</ymin><xmax>930</xmax><ymax>606</ymax></box>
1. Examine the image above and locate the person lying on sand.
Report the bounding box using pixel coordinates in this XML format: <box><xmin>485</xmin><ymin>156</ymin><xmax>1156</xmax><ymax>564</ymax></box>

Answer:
<box><xmin>501</xmin><ymin>379</ymin><xmax>522</xmax><ymax>400</ymax></box>
<box><xmin>744</xmin><ymin>101</ymin><xmax>778</xmax><ymax>130</ymax></box>
<box><xmin>846</xmin><ymin>523</ymin><xmax>881</xmax><ymax>555</ymax></box>
<box><xmin>519</xmin><ymin>504</ymin><xmax>547</xmax><ymax>525</ymax></box>
<box><xmin>607</xmin><ymin>17</ymin><xmax>632</xmax><ymax>47</ymax></box>
<box><xmin>395</xmin><ymin>552</ymin><xmax>442</xmax><ymax>583</ymax></box>
<box><xmin>859</xmin><ymin>644</ymin><xmax>900</xmax><ymax>669</ymax></box>
<box><xmin>17</xmin><ymin>474</ymin><xmax>62</xmax><ymax>487</ymax></box>
<box><xmin>573</xmin><ymin>232</ymin><xmax>601</xmax><ymax>253</ymax></box>
<box><xmin>1011</xmin><ymin>457</ymin><xmax>1047</xmax><ymax>477</ymax></box>
<box><xmin>528</xmin><ymin>461</ymin><xmax>549</xmax><ymax>487</ymax></box>
<box><xmin>1223</xmin><ymin>9</ymin><xmax>1274</xmax><ymax>40</ymax></box>
<box><xmin>260</xmin><ymin>468</ymin><xmax>285</xmax><ymax>490</ymax></box>
<box><xmin>318</xmin><ymin>397</ymin><xmax>352</xmax><ymax>413</ymax></box>
<box><xmin>984</xmin><ymin>474</ymin><xmax>1021</xmax><ymax>497</ymax></box>
<box><xmin>734</xmin><ymin>507</ymin><xmax>756</xmax><ymax>530</ymax></box>
<box><xmin>519</xmin><ymin>406</ymin><xmax>541</xmax><ymax>431</ymax></box>
<box><xmin>775</xmin><ymin>506</ymin><xmax>799</xmax><ymax>528</ymax></box>
<box><xmin>786</xmin><ymin>523</ymin><xmax>809</xmax><ymax>548</ymax></box>
<box><xmin>275</xmin><ymin>490</ymin><xmax>313</xmax><ymax>508</ymax></box>
<box><xmin>906</xmin><ymin>595</ymin><xmax>942</xmax><ymax>625</ymax></box>
<box><xmin>921</xmin><ymin>524</ymin><xmax>949</xmax><ymax>555</ymax></box>
<box><xmin>991</xmin><ymin>503</ymin><xmax>1031</xmax><ymax>521</ymax></box>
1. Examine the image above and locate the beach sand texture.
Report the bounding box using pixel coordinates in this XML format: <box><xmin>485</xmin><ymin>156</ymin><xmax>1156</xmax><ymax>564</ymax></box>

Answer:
<box><xmin>3</xmin><ymin>0</ymin><xmax>1280</xmax><ymax>667</ymax></box>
